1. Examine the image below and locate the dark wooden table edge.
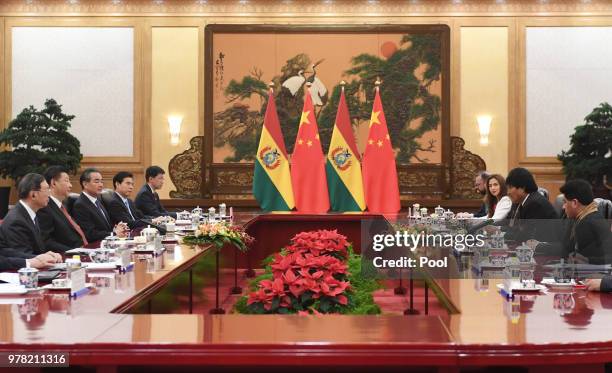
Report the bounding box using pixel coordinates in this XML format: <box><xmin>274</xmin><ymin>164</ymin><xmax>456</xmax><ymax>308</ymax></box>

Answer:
<box><xmin>0</xmin><ymin>343</ymin><xmax>459</xmax><ymax>366</ymax></box>
<box><xmin>4</xmin><ymin>342</ymin><xmax>612</xmax><ymax>366</ymax></box>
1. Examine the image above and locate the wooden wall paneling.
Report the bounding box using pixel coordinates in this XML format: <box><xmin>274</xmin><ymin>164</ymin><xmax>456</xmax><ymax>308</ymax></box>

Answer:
<box><xmin>4</xmin><ymin>17</ymin><xmax>146</xmax><ymax>165</ymax></box>
<box><xmin>517</xmin><ymin>16</ymin><xmax>612</xmax><ymax>165</ymax></box>
<box><xmin>453</xmin><ymin>17</ymin><xmax>517</xmax><ymax>177</ymax></box>
<box><xmin>146</xmin><ymin>17</ymin><xmax>207</xmax><ymax>197</ymax></box>
<box><xmin>0</xmin><ymin>17</ymin><xmax>6</xmax><ymax>178</ymax></box>
<box><xmin>4</xmin><ymin>17</ymin><xmax>149</xmax><ymax>197</ymax></box>
<box><xmin>515</xmin><ymin>17</ymin><xmax>612</xmax><ymax>199</ymax></box>
<box><xmin>1</xmin><ymin>0</ymin><xmax>612</xmax><ymax>17</ymax></box>
<box><xmin>142</xmin><ymin>17</ymin><xmax>152</xmax><ymax>175</ymax></box>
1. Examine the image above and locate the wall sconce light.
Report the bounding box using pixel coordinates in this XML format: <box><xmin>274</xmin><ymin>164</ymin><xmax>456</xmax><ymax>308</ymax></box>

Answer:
<box><xmin>168</xmin><ymin>115</ymin><xmax>183</xmax><ymax>146</ymax></box>
<box><xmin>476</xmin><ymin>115</ymin><xmax>492</xmax><ymax>146</ymax></box>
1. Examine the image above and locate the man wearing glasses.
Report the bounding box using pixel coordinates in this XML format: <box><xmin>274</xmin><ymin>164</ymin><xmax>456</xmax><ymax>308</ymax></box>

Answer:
<box><xmin>0</xmin><ymin>173</ymin><xmax>61</xmax><ymax>262</ymax></box>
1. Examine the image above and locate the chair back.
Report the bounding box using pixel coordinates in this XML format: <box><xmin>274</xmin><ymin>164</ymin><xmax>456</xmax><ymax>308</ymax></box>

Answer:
<box><xmin>537</xmin><ymin>187</ymin><xmax>550</xmax><ymax>200</ymax></box>
<box><xmin>594</xmin><ymin>198</ymin><xmax>612</xmax><ymax>219</ymax></box>
<box><xmin>64</xmin><ymin>193</ymin><xmax>80</xmax><ymax>216</ymax></box>
<box><xmin>100</xmin><ymin>189</ymin><xmax>115</xmax><ymax>210</ymax></box>
<box><xmin>553</xmin><ymin>194</ymin><xmax>565</xmax><ymax>217</ymax></box>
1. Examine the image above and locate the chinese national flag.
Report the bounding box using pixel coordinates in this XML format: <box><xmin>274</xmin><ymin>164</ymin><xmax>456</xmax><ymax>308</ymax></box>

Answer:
<box><xmin>291</xmin><ymin>89</ymin><xmax>330</xmax><ymax>213</ymax></box>
<box><xmin>362</xmin><ymin>88</ymin><xmax>400</xmax><ymax>213</ymax></box>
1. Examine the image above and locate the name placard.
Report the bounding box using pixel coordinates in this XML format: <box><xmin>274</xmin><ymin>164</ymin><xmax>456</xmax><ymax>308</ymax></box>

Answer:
<box><xmin>120</xmin><ymin>248</ymin><xmax>131</xmax><ymax>268</ymax></box>
<box><xmin>70</xmin><ymin>268</ymin><xmax>86</xmax><ymax>295</ymax></box>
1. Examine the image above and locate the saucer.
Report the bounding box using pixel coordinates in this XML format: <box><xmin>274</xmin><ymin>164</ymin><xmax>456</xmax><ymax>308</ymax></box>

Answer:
<box><xmin>132</xmin><ymin>247</ymin><xmax>166</xmax><ymax>254</ymax></box>
<box><xmin>0</xmin><ymin>284</ymin><xmax>28</xmax><ymax>295</ymax></box>
<box><xmin>541</xmin><ymin>278</ymin><xmax>576</xmax><ymax>289</ymax></box>
<box><xmin>84</xmin><ymin>262</ymin><xmax>120</xmax><ymax>271</ymax></box>
<box><xmin>497</xmin><ymin>283</ymin><xmax>546</xmax><ymax>293</ymax></box>
<box><xmin>41</xmin><ymin>283</ymin><xmax>94</xmax><ymax>291</ymax></box>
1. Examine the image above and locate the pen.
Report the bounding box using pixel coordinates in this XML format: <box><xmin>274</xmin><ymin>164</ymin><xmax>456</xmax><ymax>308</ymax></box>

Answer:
<box><xmin>70</xmin><ymin>287</ymin><xmax>91</xmax><ymax>299</ymax></box>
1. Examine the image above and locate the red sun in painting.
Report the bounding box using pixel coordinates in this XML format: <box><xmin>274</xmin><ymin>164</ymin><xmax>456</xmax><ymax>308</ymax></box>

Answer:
<box><xmin>380</xmin><ymin>41</ymin><xmax>398</xmax><ymax>59</ymax></box>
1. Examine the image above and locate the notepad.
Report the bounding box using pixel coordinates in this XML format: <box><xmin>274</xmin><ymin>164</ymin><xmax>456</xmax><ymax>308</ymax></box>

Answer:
<box><xmin>0</xmin><ymin>272</ymin><xmax>20</xmax><ymax>285</ymax></box>
<box><xmin>0</xmin><ymin>283</ymin><xmax>27</xmax><ymax>295</ymax></box>
<box><xmin>65</xmin><ymin>248</ymin><xmax>99</xmax><ymax>254</ymax></box>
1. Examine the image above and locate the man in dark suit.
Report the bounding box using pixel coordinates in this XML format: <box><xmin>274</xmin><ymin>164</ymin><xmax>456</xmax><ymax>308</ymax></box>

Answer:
<box><xmin>107</xmin><ymin>171</ymin><xmax>148</xmax><ymax>229</ymax></box>
<box><xmin>558</xmin><ymin>180</ymin><xmax>611</xmax><ymax>263</ymax></box>
<box><xmin>0</xmin><ymin>255</ymin><xmax>28</xmax><ymax>271</ymax></box>
<box><xmin>135</xmin><ymin>166</ymin><xmax>176</xmax><ymax>218</ymax></box>
<box><xmin>72</xmin><ymin>168</ymin><xmax>128</xmax><ymax>242</ymax></box>
<box><xmin>37</xmin><ymin>166</ymin><xmax>87</xmax><ymax>253</ymax></box>
<box><xmin>0</xmin><ymin>252</ymin><xmax>58</xmax><ymax>271</ymax></box>
<box><xmin>0</xmin><ymin>173</ymin><xmax>62</xmax><ymax>262</ymax></box>
<box><xmin>504</xmin><ymin>167</ymin><xmax>558</xmax><ymax>242</ymax></box>
<box><xmin>1</xmin><ymin>174</ymin><xmax>48</xmax><ymax>255</ymax></box>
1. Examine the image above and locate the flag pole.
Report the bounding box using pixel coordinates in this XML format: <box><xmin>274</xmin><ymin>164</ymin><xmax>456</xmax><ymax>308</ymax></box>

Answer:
<box><xmin>305</xmin><ymin>81</ymin><xmax>316</xmax><ymax>117</ymax></box>
<box><xmin>376</xmin><ymin>76</ymin><xmax>407</xmax><ymax>297</ymax></box>
<box><xmin>246</xmin><ymin>80</ymin><xmax>277</xmax><ymax>279</ymax></box>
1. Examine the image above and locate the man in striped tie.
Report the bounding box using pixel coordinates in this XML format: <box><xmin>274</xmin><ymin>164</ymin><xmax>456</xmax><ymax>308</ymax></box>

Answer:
<box><xmin>38</xmin><ymin>166</ymin><xmax>89</xmax><ymax>253</ymax></box>
<box><xmin>106</xmin><ymin>171</ymin><xmax>148</xmax><ymax>229</ymax></box>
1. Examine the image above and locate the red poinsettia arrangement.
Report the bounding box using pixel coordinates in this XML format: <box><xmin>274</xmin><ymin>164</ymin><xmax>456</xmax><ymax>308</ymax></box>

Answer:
<box><xmin>286</xmin><ymin>229</ymin><xmax>350</xmax><ymax>260</ymax></box>
<box><xmin>246</xmin><ymin>230</ymin><xmax>352</xmax><ymax>314</ymax></box>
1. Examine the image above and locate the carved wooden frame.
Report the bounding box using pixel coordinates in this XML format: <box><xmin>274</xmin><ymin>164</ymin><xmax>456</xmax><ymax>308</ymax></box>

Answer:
<box><xmin>169</xmin><ymin>135</ymin><xmax>485</xmax><ymax>201</ymax></box>
<box><xmin>203</xmin><ymin>24</ymin><xmax>451</xmax><ymax>200</ymax></box>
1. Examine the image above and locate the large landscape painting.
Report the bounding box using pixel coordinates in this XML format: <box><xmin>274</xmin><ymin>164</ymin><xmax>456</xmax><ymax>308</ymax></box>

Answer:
<box><xmin>209</xmin><ymin>25</ymin><xmax>448</xmax><ymax>165</ymax></box>
<box><xmin>204</xmin><ymin>25</ymin><xmax>450</xmax><ymax>198</ymax></box>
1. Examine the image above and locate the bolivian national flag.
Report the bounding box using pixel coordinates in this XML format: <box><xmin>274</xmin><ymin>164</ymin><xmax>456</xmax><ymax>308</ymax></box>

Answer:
<box><xmin>253</xmin><ymin>88</ymin><xmax>295</xmax><ymax>211</ymax></box>
<box><xmin>326</xmin><ymin>89</ymin><xmax>365</xmax><ymax>211</ymax></box>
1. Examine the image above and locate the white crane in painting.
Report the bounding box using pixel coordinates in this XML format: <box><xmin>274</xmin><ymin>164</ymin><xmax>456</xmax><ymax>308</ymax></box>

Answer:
<box><xmin>282</xmin><ymin>59</ymin><xmax>328</xmax><ymax>106</ymax></box>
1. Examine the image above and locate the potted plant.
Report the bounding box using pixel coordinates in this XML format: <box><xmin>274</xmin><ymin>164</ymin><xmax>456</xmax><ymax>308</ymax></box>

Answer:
<box><xmin>558</xmin><ymin>102</ymin><xmax>612</xmax><ymax>199</ymax></box>
<box><xmin>0</xmin><ymin>99</ymin><xmax>82</xmax><ymax>217</ymax></box>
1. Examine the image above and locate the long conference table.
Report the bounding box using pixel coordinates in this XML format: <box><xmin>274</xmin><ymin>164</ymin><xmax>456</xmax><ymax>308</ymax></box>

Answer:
<box><xmin>1</xmin><ymin>213</ymin><xmax>612</xmax><ymax>372</ymax></box>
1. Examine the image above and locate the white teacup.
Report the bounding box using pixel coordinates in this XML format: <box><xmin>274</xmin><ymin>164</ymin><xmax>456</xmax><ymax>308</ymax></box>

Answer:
<box><xmin>165</xmin><ymin>222</ymin><xmax>176</xmax><ymax>232</ymax></box>
<box><xmin>89</xmin><ymin>249</ymin><xmax>112</xmax><ymax>263</ymax></box>
<box><xmin>522</xmin><ymin>280</ymin><xmax>536</xmax><ymax>289</ymax></box>
<box><xmin>516</xmin><ymin>243</ymin><xmax>534</xmax><ymax>263</ymax></box>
